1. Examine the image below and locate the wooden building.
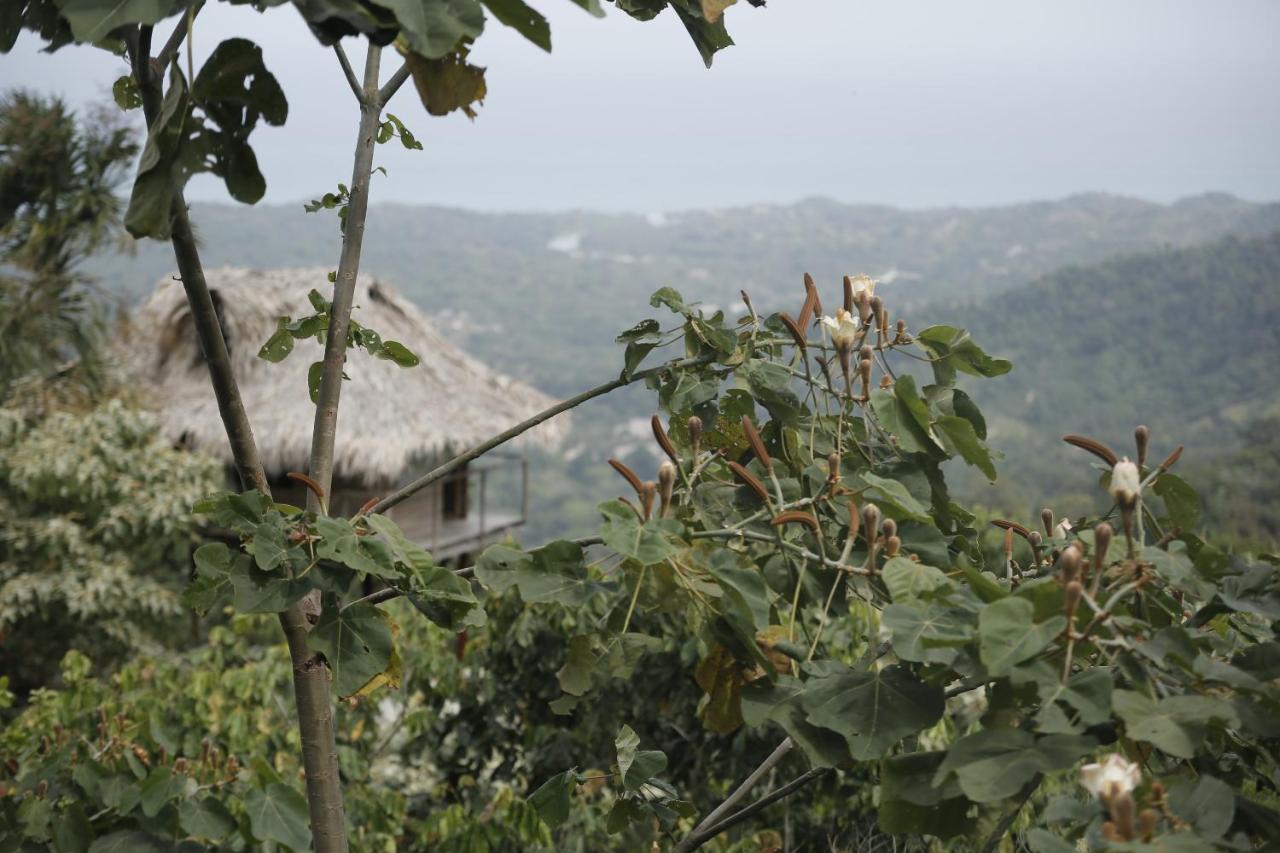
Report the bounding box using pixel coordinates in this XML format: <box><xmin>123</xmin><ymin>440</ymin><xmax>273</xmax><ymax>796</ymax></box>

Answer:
<box><xmin>122</xmin><ymin>267</ymin><xmax>566</xmax><ymax>562</ymax></box>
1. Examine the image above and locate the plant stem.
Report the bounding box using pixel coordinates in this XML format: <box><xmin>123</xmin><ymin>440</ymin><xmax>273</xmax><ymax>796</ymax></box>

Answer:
<box><xmin>678</xmin><ymin>764</ymin><xmax>828</xmax><ymax>852</ymax></box>
<box><xmin>132</xmin><ymin>30</ymin><xmax>349</xmax><ymax>853</ymax></box>
<box><xmin>674</xmin><ymin>739</ymin><xmax>793</xmax><ymax>853</ymax></box>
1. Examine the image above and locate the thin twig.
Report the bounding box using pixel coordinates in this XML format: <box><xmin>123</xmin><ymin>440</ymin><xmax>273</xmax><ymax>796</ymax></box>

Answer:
<box><xmin>333</xmin><ymin>43</ymin><xmax>366</xmax><ymax>104</ymax></box>
<box><xmin>674</xmin><ymin>739</ymin><xmax>793</xmax><ymax>853</ymax></box>
<box><xmin>369</xmin><ymin>355</ymin><xmax>716</xmax><ymax>515</ymax></box>
<box><xmin>378</xmin><ymin>60</ymin><xmax>413</xmax><ymax>107</ymax></box>
<box><xmin>680</xmin><ymin>766</ymin><xmax>829</xmax><ymax>851</ymax></box>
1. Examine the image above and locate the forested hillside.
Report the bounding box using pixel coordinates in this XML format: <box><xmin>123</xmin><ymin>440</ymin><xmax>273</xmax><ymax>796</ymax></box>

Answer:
<box><xmin>87</xmin><ymin>196</ymin><xmax>1280</xmax><ymax>543</ymax></box>
<box><xmin>949</xmin><ymin>231</ymin><xmax>1280</xmax><ymax>535</ymax></box>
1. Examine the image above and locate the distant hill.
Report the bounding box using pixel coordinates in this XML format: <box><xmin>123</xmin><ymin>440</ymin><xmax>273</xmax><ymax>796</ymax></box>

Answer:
<box><xmin>86</xmin><ymin>194</ymin><xmax>1280</xmax><ymax>543</ymax></box>
<box><xmin>88</xmin><ymin>192</ymin><xmax>1280</xmax><ymax>399</ymax></box>
<box><xmin>948</xmin><ymin>231</ymin><xmax>1280</xmax><ymax>529</ymax></box>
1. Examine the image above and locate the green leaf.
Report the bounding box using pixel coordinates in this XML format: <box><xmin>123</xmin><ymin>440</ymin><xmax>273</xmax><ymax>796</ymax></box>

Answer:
<box><xmin>370</xmin><ymin>0</ymin><xmax>486</xmax><ymax>58</ymax></box>
<box><xmin>935</xmin><ymin>415</ymin><xmax>997</xmax><ymax>481</ymax></box>
<box><xmin>882</xmin><ymin>602</ymin><xmax>971</xmax><ymax>664</ymax></box>
<box><xmin>112</xmin><ymin>74</ymin><xmax>142</xmax><ymax>109</ymax></box>
<box><xmin>138</xmin><ymin>767</ymin><xmax>186</xmax><ymax>817</ymax></box>
<box><xmin>124</xmin><ymin>65</ymin><xmax>190</xmax><ymax>239</ymax></box>
<box><xmin>363</xmin><ymin>514</ymin><xmax>432</xmax><ymax>575</ymax></box>
<box><xmin>528</xmin><ymin>770</ymin><xmax>577</xmax><ymax>828</ymax></box>
<box><xmin>251</xmin><ymin>521</ymin><xmax>288</xmax><ymax>571</ymax></box>
<box><xmin>258</xmin><ymin>328</ymin><xmax>295</xmax><ymax>362</ymax></box>
<box><xmin>307</xmin><ymin>360</ymin><xmax>323</xmax><ymax>404</ymax></box>
<box><xmin>229</xmin><ymin>557</ymin><xmax>311</xmax><ymax>613</ymax></box>
<box><xmin>244</xmin><ymin>783</ymin><xmax>310</xmax><ymax>851</ymax></box>
<box><xmin>407</xmin><ymin>564</ymin><xmax>485</xmax><ymax>630</ymax></box>
<box><xmin>978</xmin><ymin>597</ymin><xmax>1065</xmax><ymax>677</ymax></box>
<box><xmin>377</xmin><ymin>339</ymin><xmax>420</xmax><ymax>367</ymax></box>
<box><xmin>1169</xmin><ymin>775</ymin><xmax>1234</xmax><ymax>840</ymax></box>
<box><xmin>480</xmin><ymin>0</ymin><xmax>550</xmax><ymax>50</ymax></box>
<box><xmin>915</xmin><ymin>325</ymin><xmax>1012</xmax><ymax>383</ymax></box>
<box><xmin>88</xmin><ymin>832</ymin><xmax>170</xmax><ymax>853</ymax></box>
<box><xmin>669</xmin><ymin>0</ymin><xmax>733</xmax><ymax>67</ymax></box>
<box><xmin>179</xmin><ymin>796</ymin><xmax>236</xmax><ymax>840</ymax></box>
<box><xmin>881</xmin><ymin>556</ymin><xmax>951</xmax><ymax>602</ymax></box>
<box><xmin>649</xmin><ymin>286</ymin><xmax>688</xmax><ymax>313</ymax></box>
<box><xmin>861</xmin><ymin>472</ymin><xmax>931</xmax><ymax>522</ymax></box>
<box><xmin>56</xmin><ymin>0</ymin><xmax>188</xmax><ymax>43</ymax></box>
<box><xmin>1152</xmin><ymin>472</ymin><xmax>1200</xmax><ymax>530</ymax></box>
<box><xmin>933</xmin><ymin>729</ymin><xmax>1094</xmax><ymax>803</ymax></box>
<box><xmin>474</xmin><ymin>540</ymin><xmax>595</xmax><ymax>604</ymax></box>
<box><xmin>1113</xmin><ymin>689</ymin><xmax>1239</xmax><ymax>759</ymax></box>
<box><xmin>306</xmin><ymin>602</ymin><xmax>394</xmax><ymax>697</ymax></box>
<box><xmin>615</xmin><ymin>724</ymin><xmax>668</xmax><ymax>791</ymax></box>
<box><xmin>557</xmin><ymin>635</ymin><xmax>593</xmax><ymax>696</ymax></box>
<box><xmin>598</xmin><ymin>500</ymin><xmax>684</xmax><ymax>565</ymax></box>
<box><xmin>878</xmin><ymin>751</ymin><xmax>973</xmax><ymax>838</ymax></box>
<box><xmin>801</xmin><ymin>664</ymin><xmax>944</xmax><ymax>759</ymax></box>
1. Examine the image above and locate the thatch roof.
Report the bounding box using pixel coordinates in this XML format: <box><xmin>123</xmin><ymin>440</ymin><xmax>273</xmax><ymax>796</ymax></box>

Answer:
<box><xmin>121</xmin><ymin>267</ymin><xmax>567</xmax><ymax>486</ymax></box>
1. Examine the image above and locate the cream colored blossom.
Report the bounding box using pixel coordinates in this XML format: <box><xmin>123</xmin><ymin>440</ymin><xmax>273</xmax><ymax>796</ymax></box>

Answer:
<box><xmin>1110</xmin><ymin>457</ymin><xmax>1142</xmax><ymax>506</ymax></box>
<box><xmin>1079</xmin><ymin>753</ymin><xmax>1141</xmax><ymax>803</ymax></box>
<box><xmin>821</xmin><ymin>310</ymin><xmax>861</xmax><ymax>350</ymax></box>
<box><xmin>847</xmin><ymin>274</ymin><xmax>877</xmax><ymax>298</ymax></box>
<box><xmin>1054</xmin><ymin>517</ymin><xmax>1073</xmax><ymax>540</ymax></box>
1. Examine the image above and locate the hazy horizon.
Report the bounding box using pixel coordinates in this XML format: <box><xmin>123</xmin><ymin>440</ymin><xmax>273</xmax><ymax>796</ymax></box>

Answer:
<box><xmin>5</xmin><ymin>0</ymin><xmax>1278</xmax><ymax>213</ymax></box>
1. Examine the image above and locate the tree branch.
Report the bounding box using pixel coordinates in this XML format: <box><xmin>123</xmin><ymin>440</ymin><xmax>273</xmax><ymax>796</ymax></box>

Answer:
<box><xmin>674</xmin><ymin>739</ymin><xmax>793</xmax><ymax>853</ymax></box>
<box><xmin>377</xmin><ymin>60</ymin><xmax>413</xmax><ymax>107</ymax></box>
<box><xmin>131</xmin><ymin>37</ymin><xmax>349</xmax><ymax>853</ymax></box>
<box><xmin>333</xmin><ymin>42</ymin><xmax>366</xmax><ymax>105</ymax></box>
<box><xmin>679</xmin><ymin>766</ymin><xmax>829</xmax><ymax>851</ymax></box>
<box><xmin>156</xmin><ymin>0</ymin><xmax>203</xmax><ymax>69</ymax></box>
<box><xmin>369</xmin><ymin>354</ymin><xmax>716</xmax><ymax>516</ymax></box>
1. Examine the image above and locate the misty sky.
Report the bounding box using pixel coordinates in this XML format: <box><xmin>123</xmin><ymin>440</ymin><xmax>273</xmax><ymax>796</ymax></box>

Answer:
<box><xmin>5</xmin><ymin>0</ymin><xmax>1278</xmax><ymax>212</ymax></box>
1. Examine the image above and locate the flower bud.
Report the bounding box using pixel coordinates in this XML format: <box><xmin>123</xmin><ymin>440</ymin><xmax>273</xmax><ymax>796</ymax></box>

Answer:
<box><xmin>1094</xmin><ymin>522</ymin><xmax>1112</xmax><ymax>572</ymax></box>
<box><xmin>1112</xmin><ymin>790</ymin><xmax>1136</xmax><ymax>841</ymax></box>
<box><xmin>894</xmin><ymin>319</ymin><xmax>908</xmax><ymax>344</ymax></box>
<box><xmin>847</xmin><ymin>500</ymin><xmax>861</xmax><ymax>543</ymax></box>
<box><xmin>1041</xmin><ymin>507</ymin><xmax>1055</xmax><ymax>537</ymax></box>
<box><xmin>843</xmin><ymin>274</ymin><xmax>856</xmax><ymax>313</ymax></box>
<box><xmin>1138</xmin><ymin>808</ymin><xmax>1159</xmax><ymax>841</ymax></box>
<box><xmin>1059</xmin><ymin>544</ymin><xmax>1081</xmax><ymax>583</ymax></box>
<box><xmin>885</xmin><ymin>535</ymin><xmax>901</xmax><ymax>557</ymax></box>
<box><xmin>1064</xmin><ymin>580</ymin><xmax>1083</xmax><ymax>621</ymax></box>
<box><xmin>859</xmin><ymin>344</ymin><xmax>874</xmax><ymax>362</ymax></box>
<box><xmin>1135</xmin><ymin>424</ymin><xmax>1150</xmax><ymax>469</ymax></box>
<box><xmin>688</xmin><ymin>416</ymin><xmax>703</xmax><ymax>458</ymax></box>
<box><xmin>639</xmin><ymin>481</ymin><xmax>656</xmax><ymax>520</ymax></box>
<box><xmin>1110</xmin><ymin>457</ymin><xmax>1141</xmax><ymax>507</ymax></box>
<box><xmin>857</xmin><ymin>288</ymin><xmax>872</xmax><ymax>324</ymax></box>
<box><xmin>881</xmin><ymin>517</ymin><xmax>897</xmax><ymax>540</ymax></box>
<box><xmin>826</xmin><ymin>452</ymin><xmax>841</xmax><ymax>483</ymax></box>
<box><xmin>862</xmin><ymin>504</ymin><xmax>881</xmax><ymax>549</ymax></box>
<box><xmin>657</xmin><ymin>461</ymin><xmax>676</xmax><ymax>518</ymax></box>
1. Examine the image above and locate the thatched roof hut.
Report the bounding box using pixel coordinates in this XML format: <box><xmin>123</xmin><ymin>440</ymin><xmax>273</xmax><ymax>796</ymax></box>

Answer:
<box><xmin>122</xmin><ymin>267</ymin><xmax>567</xmax><ymax>489</ymax></box>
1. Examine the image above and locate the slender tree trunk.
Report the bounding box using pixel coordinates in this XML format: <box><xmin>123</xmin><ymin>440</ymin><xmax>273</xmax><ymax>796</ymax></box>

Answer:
<box><xmin>132</xmin><ymin>32</ymin><xmax>350</xmax><ymax>852</ymax></box>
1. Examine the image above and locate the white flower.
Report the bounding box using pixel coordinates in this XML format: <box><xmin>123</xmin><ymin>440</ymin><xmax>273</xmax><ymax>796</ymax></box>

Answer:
<box><xmin>821</xmin><ymin>309</ymin><xmax>861</xmax><ymax>350</ymax></box>
<box><xmin>847</xmin><ymin>274</ymin><xmax>877</xmax><ymax>299</ymax></box>
<box><xmin>1079</xmin><ymin>754</ymin><xmax>1141</xmax><ymax>803</ymax></box>
<box><xmin>1110</xmin><ymin>457</ymin><xmax>1142</xmax><ymax>506</ymax></box>
<box><xmin>1054</xmin><ymin>518</ymin><xmax>1073</xmax><ymax>540</ymax></box>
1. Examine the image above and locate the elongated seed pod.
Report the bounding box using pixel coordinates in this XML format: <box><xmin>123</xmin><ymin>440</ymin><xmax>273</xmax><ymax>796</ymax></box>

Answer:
<box><xmin>1062</xmin><ymin>434</ymin><xmax>1119</xmax><ymax>467</ymax></box>
<box><xmin>741</xmin><ymin>289</ymin><xmax>755</xmax><ymax>318</ymax></box>
<box><xmin>287</xmin><ymin>471</ymin><xmax>326</xmax><ymax>501</ymax></box>
<box><xmin>771</xmin><ymin>510</ymin><xmax>821</xmax><ymax>534</ymax></box>
<box><xmin>728</xmin><ymin>460</ymin><xmax>771</xmax><ymax>503</ymax></box>
<box><xmin>1158</xmin><ymin>445</ymin><xmax>1184</xmax><ymax>472</ymax></box>
<box><xmin>847</xmin><ymin>500</ymin><xmax>861</xmax><ymax>543</ymax></box>
<box><xmin>843</xmin><ymin>275</ymin><xmax>855</xmax><ymax>312</ymax></box>
<box><xmin>741</xmin><ymin>416</ymin><xmax>772</xmax><ymax>472</ymax></box>
<box><xmin>608</xmin><ymin>458</ymin><xmax>644</xmax><ymax>496</ymax></box>
<box><xmin>780</xmin><ymin>312</ymin><xmax>807</xmax><ymax>350</ymax></box>
<box><xmin>1003</xmin><ymin>527</ymin><xmax>1014</xmax><ymax>559</ymax></box>
<box><xmin>1135</xmin><ymin>425</ymin><xmax>1150</xmax><ymax>469</ymax></box>
<box><xmin>992</xmin><ymin>518</ymin><xmax>1034</xmax><ymax>540</ymax></box>
<box><xmin>651</xmin><ymin>414</ymin><xmax>679</xmax><ymax>463</ymax></box>
<box><xmin>798</xmin><ymin>273</ymin><xmax>820</xmax><ymax>328</ymax></box>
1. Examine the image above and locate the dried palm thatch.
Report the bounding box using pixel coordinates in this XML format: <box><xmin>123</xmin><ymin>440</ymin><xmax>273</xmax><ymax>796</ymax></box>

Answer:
<box><xmin>120</xmin><ymin>267</ymin><xmax>568</xmax><ymax>486</ymax></box>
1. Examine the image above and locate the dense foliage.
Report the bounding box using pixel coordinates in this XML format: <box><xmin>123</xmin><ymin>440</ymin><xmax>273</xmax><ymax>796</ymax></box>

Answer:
<box><xmin>0</xmin><ymin>392</ymin><xmax>220</xmax><ymax>693</ymax></box>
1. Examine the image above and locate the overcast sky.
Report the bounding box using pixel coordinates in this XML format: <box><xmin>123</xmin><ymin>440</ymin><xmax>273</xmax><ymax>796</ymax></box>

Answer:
<box><xmin>5</xmin><ymin>0</ymin><xmax>1278</xmax><ymax>212</ymax></box>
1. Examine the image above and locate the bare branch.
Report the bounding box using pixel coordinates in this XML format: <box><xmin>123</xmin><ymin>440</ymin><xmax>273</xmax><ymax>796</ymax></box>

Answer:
<box><xmin>156</xmin><ymin>0</ymin><xmax>203</xmax><ymax>69</ymax></box>
<box><xmin>981</xmin><ymin>774</ymin><xmax>1040</xmax><ymax>853</ymax></box>
<box><xmin>378</xmin><ymin>60</ymin><xmax>413</xmax><ymax>107</ymax></box>
<box><xmin>369</xmin><ymin>354</ymin><xmax>716</xmax><ymax>516</ymax></box>
<box><xmin>679</xmin><ymin>766</ymin><xmax>829</xmax><ymax>851</ymax></box>
<box><xmin>674</xmin><ymin>739</ymin><xmax>793</xmax><ymax>853</ymax></box>
<box><xmin>333</xmin><ymin>42</ymin><xmax>366</xmax><ymax>105</ymax></box>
